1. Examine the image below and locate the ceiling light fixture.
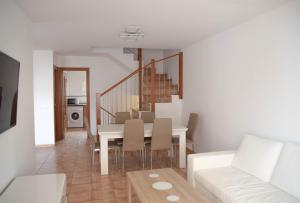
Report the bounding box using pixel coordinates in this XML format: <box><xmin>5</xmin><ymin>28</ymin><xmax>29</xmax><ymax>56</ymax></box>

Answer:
<box><xmin>119</xmin><ymin>25</ymin><xmax>144</xmax><ymax>41</ymax></box>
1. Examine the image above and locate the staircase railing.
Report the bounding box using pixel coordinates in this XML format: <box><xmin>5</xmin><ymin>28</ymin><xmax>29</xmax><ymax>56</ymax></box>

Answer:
<box><xmin>96</xmin><ymin>52</ymin><xmax>183</xmax><ymax>125</ymax></box>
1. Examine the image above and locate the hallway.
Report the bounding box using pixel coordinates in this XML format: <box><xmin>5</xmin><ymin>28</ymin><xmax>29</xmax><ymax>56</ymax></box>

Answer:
<box><xmin>34</xmin><ymin>130</ymin><xmax>186</xmax><ymax>203</ymax></box>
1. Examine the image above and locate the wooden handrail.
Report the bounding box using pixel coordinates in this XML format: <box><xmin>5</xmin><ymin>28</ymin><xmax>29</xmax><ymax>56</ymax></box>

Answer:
<box><xmin>97</xmin><ymin>51</ymin><xmax>183</xmax><ymax>126</ymax></box>
<box><xmin>153</xmin><ymin>53</ymin><xmax>180</xmax><ymax>64</ymax></box>
<box><xmin>100</xmin><ymin>61</ymin><xmax>153</xmax><ymax>96</ymax></box>
<box><xmin>100</xmin><ymin>53</ymin><xmax>180</xmax><ymax>97</ymax></box>
<box><xmin>99</xmin><ymin>106</ymin><xmax>116</xmax><ymax>118</ymax></box>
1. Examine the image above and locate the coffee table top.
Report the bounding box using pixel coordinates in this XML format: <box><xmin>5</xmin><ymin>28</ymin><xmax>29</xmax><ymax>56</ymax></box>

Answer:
<box><xmin>127</xmin><ymin>168</ymin><xmax>209</xmax><ymax>203</ymax></box>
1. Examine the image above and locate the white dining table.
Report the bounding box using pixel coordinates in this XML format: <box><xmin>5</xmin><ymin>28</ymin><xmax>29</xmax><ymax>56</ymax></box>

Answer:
<box><xmin>97</xmin><ymin>123</ymin><xmax>188</xmax><ymax>175</ymax></box>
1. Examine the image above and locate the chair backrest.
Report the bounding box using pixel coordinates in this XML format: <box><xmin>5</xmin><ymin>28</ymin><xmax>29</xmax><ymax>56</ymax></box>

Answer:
<box><xmin>141</xmin><ymin>112</ymin><xmax>155</xmax><ymax>123</ymax></box>
<box><xmin>151</xmin><ymin>118</ymin><xmax>172</xmax><ymax>150</ymax></box>
<box><xmin>186</xmin><ymin>113</ymin><xmax>198</xmax><ymax>141</ymax></box>
<box><xmin>115</xmin><ymin>112</ymin><xmax>131</xmax><ymax>124</ymax></box>
<box><xmin>132</xmin><ymin>109</ymin><xmax>139</xmax><ymax>119</ymax></box>
<box><xmin>123</xmin><ymin>119</ymin><xmax>144</xmax><ymax>151</ymax></box>
<box><xmin>84</xmin><ymin>120</ymin><xmax>97</xmax><ymax>145</ymax></box>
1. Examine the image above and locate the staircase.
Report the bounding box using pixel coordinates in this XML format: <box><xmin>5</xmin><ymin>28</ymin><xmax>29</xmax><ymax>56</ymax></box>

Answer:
<box><xmin>96</xmin><ymin>49</ymin><xmax>183</xmax><ymax>125</ymax></box>
<box><xmin>141</xmin><ymin>68</ymin><xmax>178</xmax><ymax>111</ymax></box>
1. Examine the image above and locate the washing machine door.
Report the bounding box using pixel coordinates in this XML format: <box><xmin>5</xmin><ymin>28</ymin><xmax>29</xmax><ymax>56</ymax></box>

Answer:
<box><xmin>67</xmin><ymin>106</ymin><xmax>83</xmax><ymax>127</ymax></box>
<box><xmin>71</xmin><ymin>112</ymin><xmax>80</xmax><ymax>121</ymax></box>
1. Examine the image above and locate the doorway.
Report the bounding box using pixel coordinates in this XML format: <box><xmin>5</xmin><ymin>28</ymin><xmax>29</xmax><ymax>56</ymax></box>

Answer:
<box><xmin>54</xmin><ymin>67</ymin><xmax>90</xmax><ymax>141</ymax></box>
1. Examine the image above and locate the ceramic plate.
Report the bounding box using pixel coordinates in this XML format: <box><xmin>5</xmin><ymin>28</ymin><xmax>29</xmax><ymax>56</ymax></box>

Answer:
<box><xmin>152</xmin><ymin>181</ymin><xmax>173</xmax><ymax>190</ymax></box>
<box><xmin>148</xmin><ymin>173</ymin><xmax>159</xmax><ymax>178</ymax></box>
<box><xmin>166</xmin><ymin>195</ymin><xmax>180</xmax><ymax>202</ymax></box>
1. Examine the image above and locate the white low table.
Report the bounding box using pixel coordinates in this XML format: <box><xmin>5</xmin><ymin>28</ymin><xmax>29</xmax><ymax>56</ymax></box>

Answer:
<box><xmin>0</xmin><ymin>174</ymin><xmax>67</xmax><ymax>203</ymax></box>
<box><xmin>98</xmin><ymin>123</ymin><xmax>188</xmax><ymax>175</ymax></box>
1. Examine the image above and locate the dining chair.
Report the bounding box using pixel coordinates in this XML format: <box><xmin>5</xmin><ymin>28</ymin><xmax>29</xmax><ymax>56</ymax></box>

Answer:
<box><xmin>90</xmin><ymin>139</ymin><xmax>119</xmax><ymax>166</ymax></box>
<box><xmin>141</xmin><ymin>112</ymin><xmax>155</xmax><ymax>145</ymax></box>
<box><xmin>149</xmin><ymin>118</ymin><xmax>173</xmax><ymax>169</ymax></box>
<box><xmin>141</xmin><ymin>112</ymin><xmax>155</xmax><ymax>123</ymax></box>
<box><xmin>122</xmin><ymin>119</ymin><xmax>145</xmax><ymax>170</ymax></box>
<box><xmin>114</xmin><ymin>112</ymin><xmax>131</xmax><ymax>147</ymax></box>
<box><xmin>86</xmin><ymin>121</ymin><xmax>119</xmax><ymax>165</ymax></box>
<box><xmin>115</xmin><ymin>112</ymin><xmax>131</xmax><ymax>124</ymax></box>
<box><xmin>132</xmin><ymin>109</ymin><xmax>139</xmax><ymax>119</ymax></box>
<box><xmin>172</xmin><ymin>113</ymin><xmax>198</xmax><ymax>157</ymax></box>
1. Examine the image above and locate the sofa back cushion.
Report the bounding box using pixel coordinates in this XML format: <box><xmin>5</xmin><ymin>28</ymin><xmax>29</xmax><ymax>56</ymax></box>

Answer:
<box><xmin>232</xmin><ymin>135</ymin><xmax>283</xmax><ymax>182</ymax></box>
<box><xmin>271</xmin><ymin>143</ymin><xmax>300</xmax><ymax>199</ymax></box>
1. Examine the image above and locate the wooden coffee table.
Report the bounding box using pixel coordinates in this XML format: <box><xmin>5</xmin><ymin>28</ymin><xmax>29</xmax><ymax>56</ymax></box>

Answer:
<box><xmin>127</xmin><ymin>168</ymin><xmax>209</xmax><ymax>203</ymax></box>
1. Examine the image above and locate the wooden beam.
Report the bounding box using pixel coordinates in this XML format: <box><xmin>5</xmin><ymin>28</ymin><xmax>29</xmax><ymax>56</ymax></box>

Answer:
<box><xmin>96</xmin><ymin>93</ymin><xmax>101</xmax><ymax>125</ymax></box>
<box><xmin>179</xmin><ymin>52</ymin><xmax>183</xmax><ymax>99</ymax></box>
<box><xmin>138</xmin><ymin>48</ymin><xmax>142</xmax><ymax>110</ymax></box>
<box><xmin>150</xmin><ymin>59</ymin><xmax>156</xmax><ymax>112</ymax></box>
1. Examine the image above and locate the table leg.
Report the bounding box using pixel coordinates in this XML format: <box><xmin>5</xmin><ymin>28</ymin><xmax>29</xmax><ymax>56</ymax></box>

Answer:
<box><xmin>179</xmin><ymin>131</ymin><xmax>186</xmax><ymax>168</ymax></box>
<box><xmin>128</xmin><ymin>180</ymin><xmax>132</xmax><ymax>203</ymax></box>
<box><xmin>100</xmin><ymin>135</ymin><xmax>108</xmax><ymax>175</ymax></box>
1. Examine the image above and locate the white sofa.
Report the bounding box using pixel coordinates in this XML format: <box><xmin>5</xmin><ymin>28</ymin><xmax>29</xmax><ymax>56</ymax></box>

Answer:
<box><xmin>188</xmin><ymin>135</ymin><xmax>300</xmax><ymax>203</ymax></box>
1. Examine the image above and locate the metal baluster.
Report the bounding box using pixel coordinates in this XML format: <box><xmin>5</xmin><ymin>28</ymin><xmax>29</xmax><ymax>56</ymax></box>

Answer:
<box><xmin>101</xmin><ymin>97</ymin><xmax>103</xmax><ymax>125</ymax></box>
<box><xmin>130</xmin><ymin>77</ymin><xmax>132</xmax><ymax>110</ymax></box>
<box><xmin>158</xmin><ymin>68</ymin><xmax>160</xmax><ymax>102</ymax></box>
<box><xmin>169</xmin><ymin>75</ymin><xmax>171</xmax><ymax>96</ymax></box>
<box><xmin>121</xmin><ymin>84</ymin><xmax>123</xmax><ymax>112</ymax></box>
<box><xmin>104</xmin><ymin>96</ymin><xmax>106</xmax><ymax>124</ymax></box>
<box><xmin>164</xmin><ymin>65</ymin><xmax>166</xmax><ymax>98</ymax></box>
<box><xmin>126</xmin><ymin>80</ymin><xmax>128</xmax><ymax>112</ymax></box>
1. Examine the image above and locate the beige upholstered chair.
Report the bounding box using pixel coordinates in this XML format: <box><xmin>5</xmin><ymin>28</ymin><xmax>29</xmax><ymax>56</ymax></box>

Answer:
<box><xmin>122</xmin><ymin>119</ymin><xmax>145</xmax><ymax>170</ymax></box>
<box><xmin>141</xmin><ymin>112</ymin><xmax>155</xmax><ymax>123</ymax></box>
<box><xmin>173</xmin><ymin>113</ymin><xmax>198</xmax><ymax>155</ymax></box>
<box><xmin>150</xmin><ymin>118</ymin><xmax>173</xmax><ymax>169</ymax></box>
<box><xmin>87</xmin><ymin>129</ymin><xmax>119</xmax><ymax>166</ymax></box>
<box><xmin>186</xmin><ymin>113</ymin><xmax>198</xmax><ymax>147</ymax></box>
<box><xmin>141</xmin><ymin>112</ymin><xmax>155</xmax><ymax>145</ymax></box>
<box><xmin>115</xmin><ymin>112</ymin><xmax>131</xmax><ymax>124</ymax></box>
<box><xmin>115</xmin><ymin>112</ymin><xmax>131</xmax><ymax>147</ymax></box>
<box><xmin>132</xmin><ymin>109</ymin><xmax>139</xmax><ymax>119</ymax></box>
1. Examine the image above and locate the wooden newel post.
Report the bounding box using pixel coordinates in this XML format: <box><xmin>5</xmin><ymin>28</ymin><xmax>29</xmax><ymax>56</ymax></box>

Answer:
<box><xmin>179</xmin><ymin>52</ymin><xmax>183</xmax><ymax>99</ymax></box>
<box><xmin>138</xmin><ymin>48</ymin><xmax>142</xmax><ymax>110</ymax></box>
<box><xmin>96</xmin><ymin>93</ymin><xmax>100</xmax><ymax>142</ymax></box>
<box><xmin>150</xmin><ymin>59</ymin><xmax>156</xmax><ymax>112</ymax></box>
<box><xmin>96</xmin><ymin>93</ymin><xmax>101</xmax><ymax>125</ymax></box>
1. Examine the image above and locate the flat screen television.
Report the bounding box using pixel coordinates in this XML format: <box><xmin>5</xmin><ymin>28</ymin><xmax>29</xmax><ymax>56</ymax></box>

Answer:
<box><xmin>0</xmin><ymin>51</ymin><xmax>20</xmax><ymax>134</ymax></box>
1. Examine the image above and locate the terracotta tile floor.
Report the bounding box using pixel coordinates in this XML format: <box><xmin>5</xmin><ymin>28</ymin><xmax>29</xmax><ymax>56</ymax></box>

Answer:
<box><xmin>34</xmin><ymin>130</ymin><xmax>187</xmax><ymax>203</ymax></box>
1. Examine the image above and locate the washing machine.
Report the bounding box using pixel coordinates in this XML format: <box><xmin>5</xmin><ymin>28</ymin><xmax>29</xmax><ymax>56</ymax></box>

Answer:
<box><xmin>67</xmin><ymin>106</ymin><xmax>84</xmax><ymax>128</ymax></box>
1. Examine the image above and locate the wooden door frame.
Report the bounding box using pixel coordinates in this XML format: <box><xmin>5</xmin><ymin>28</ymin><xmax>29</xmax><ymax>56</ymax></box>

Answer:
<box><xmin>54</xmin><ymin>66</ymin><xmax>65</xmax><ymax>141</ymax></box>
<box><xmin>60</xmin><ymin>67</ymin><xmax>91</xmax><ymax>127</ymax></box>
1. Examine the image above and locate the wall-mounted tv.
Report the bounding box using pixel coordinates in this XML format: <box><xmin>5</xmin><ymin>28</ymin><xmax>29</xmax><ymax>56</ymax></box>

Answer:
<box><xmin>0</xmin><ymin>51</ymin><xmax>20</xmax><ymax>134</ymax></box>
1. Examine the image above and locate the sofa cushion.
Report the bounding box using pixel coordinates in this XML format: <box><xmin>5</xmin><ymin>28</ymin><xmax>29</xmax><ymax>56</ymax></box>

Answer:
<box><xmin>271</xmin><ymin>143</ymin><xmax>300</xmax><ymax>199</ymax></box>
<box><xmin>232</xmin><ymin>135</ymin><xmax>283</xmax><ymax>182</ymax></box>
<box><xmin>195</xmin><ymin>167</ymin><xmax>299</xmax><ymax>203</ymax></box>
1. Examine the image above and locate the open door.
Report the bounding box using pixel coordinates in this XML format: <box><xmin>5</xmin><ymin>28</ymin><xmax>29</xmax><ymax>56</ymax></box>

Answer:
<box><xmin>54</xmin><ymin>66</ymin><xmax>66</xmax><ymax>141</ymax></box>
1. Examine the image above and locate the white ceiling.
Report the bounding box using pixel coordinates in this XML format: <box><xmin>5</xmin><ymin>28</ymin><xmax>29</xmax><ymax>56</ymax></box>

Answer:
<box><xmin>15</xmin><ymin>0</ymin><xmax>291</xmax><ymax>53</ymax></box>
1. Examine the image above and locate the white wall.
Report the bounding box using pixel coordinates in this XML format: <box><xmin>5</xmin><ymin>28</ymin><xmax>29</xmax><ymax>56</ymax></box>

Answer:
<box><xmin>65</xmin><ymin>71</ymin><xmax>86</xmax><ymax>97</ymax></box>
<box><xmin>143</xmin><ymin>49</ymin><xmax>164</xmax><ymax>73</ymax></box>
<box><xmin>55</xmin><ymin>55</ymin><xmax>131</xmax><ymax>134</ymax></box>
<box><xmin>164</xmin><ymin>49</ymin><xmax>180</xmax><ymax>84</ymax></box>
<box><xmin>92</xmin><ymin>48</ymin><xmax>138</xmax><ymax>71</ymax></box>
<box><xmin>33</xmin><ymin>50</ymin><xmax>55</xmax><ymax>145</ymax></box>
<box><xmin>0</xmin><ymin>0</ymin><xmax>35</xmax><ymax>192</ymax></box>
<box><xmin>156</xmin><ymin>95</ymin><xmax>182</xmax><ymax>125</ymax></box>
<box><xmin>182</xmin><ymin>0</ymin><xmax>300</xmax><ymax>153</ymax></box>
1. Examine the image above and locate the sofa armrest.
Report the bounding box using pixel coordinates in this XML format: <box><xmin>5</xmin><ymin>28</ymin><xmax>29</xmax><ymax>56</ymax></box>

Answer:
<box><xmin>187</xmin><ymin>151</ymin><xmax>236</xmax><ymax>187</ymax></box>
